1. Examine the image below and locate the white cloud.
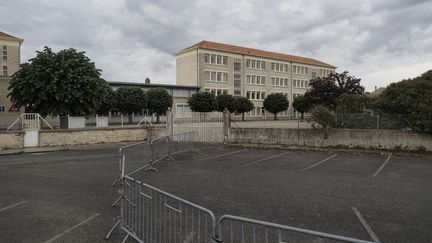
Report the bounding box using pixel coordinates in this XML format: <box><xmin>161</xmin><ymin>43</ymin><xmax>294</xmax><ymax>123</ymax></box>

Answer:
<box><xmin>0</xmin><ymin>0</ymin><xmax>431</xmax><ymax>90</ymax></box>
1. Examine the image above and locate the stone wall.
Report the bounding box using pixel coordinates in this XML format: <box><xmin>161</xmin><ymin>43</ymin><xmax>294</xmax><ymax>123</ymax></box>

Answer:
<box><xmin>0</xmin><ymin>126</ymin><xmax>166</xmax><ymax>149</ymax></box>
<box><xmin>228</xmin><ymin>128</ymin><xmax>432</xmax><ymax>151</ymax></box>
<box><xmin>0</xmin><ymin>131</ymin><xmax>24</xmax><ymax>149</ymax></box>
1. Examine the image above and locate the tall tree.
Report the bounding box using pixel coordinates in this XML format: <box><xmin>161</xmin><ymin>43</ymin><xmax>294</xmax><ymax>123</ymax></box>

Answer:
<box><xmin>8</xmin><ymin>47</ymin><xmax>106</xmax><ymax>116</ymax></box>
<box><xmin>292</xmin><ymin>95</ymin><xmax>312</xmax><ymax>120</ymax></box>
<box><xmin>234</xmin><ymin>96</ymin><xmax>254</xmax><ymax>121</ymax></box>
<box><xmin>187</xmin><ymin>92</ymin><xmax>217</xmax><ymax>112</ymax></box>
<box><xmin>335</xmin><ymin>93</ymin><xmax>369</xmax><ymax>114</ymax></box>
<box><xmin>147</xmin><ymin>88</ymin><xmax>173</xmax><ymax>123</ymax></box>
<box><xmin>263</xmin><ymin>93</ymin><xmax>289</xmax><ymax>120</ymax></box>
<box><xmin>372</xmin><ymin>70</ymin><xmax>432</xmax><ymax>133</ymax></box>
<box><xmin>216</xmin><ymin>94</ymin><xmax>237</xmax><ymax>112</ymax></box>
<box><xmin>306</xmin><ymin>71</ymin><xmax>364</xmax><ymax>109</ymax></box>
<box><xmin>96</xmin><ymin>84</ymin><xmax>115</xmax><ymax>115</ymax></box>
<box><xmin>115</xmin><ymin>86</ymin><xmax>147</xmax><ymax>124</ymax></box>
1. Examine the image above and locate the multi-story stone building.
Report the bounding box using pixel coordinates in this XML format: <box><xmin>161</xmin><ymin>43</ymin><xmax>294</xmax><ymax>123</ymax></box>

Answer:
<box><xmin>0</xmin><ymin>31</ymin><xmax>24</xmax><ymax>128</ymax></box>
<box><xmin>176</xmin><ymin>40</ymin><xmax>336</xmax><ymax>118</ymax></box>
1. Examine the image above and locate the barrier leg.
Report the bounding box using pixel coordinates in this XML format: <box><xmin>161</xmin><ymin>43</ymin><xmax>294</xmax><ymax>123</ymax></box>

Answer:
<box><xmin>105</xmin><ymin>218</ymin><xmax>121</xmax><ymax>240</ymax></box>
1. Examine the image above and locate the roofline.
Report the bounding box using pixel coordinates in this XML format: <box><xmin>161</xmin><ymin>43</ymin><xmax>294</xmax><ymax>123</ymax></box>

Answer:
<box><xmin>176</xmin><ymin>41</ymin><xmax>336</xmax><ymax>69</ymax></box>
<box><xmin>0</xmin><ymin>33</ymin><xmax>24</xmax><ymax>45</ymax></box>
<box><xmin>107</xmin><ymin>81</ymin><xmax>200</xmax><ymax>89</ymax></box>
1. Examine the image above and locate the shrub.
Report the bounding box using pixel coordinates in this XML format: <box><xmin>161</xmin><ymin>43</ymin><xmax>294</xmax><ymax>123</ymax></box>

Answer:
<box><xmin>310</xmin><ymin>105</ymin><xmax>335</xmax><ymax>129</ymax></box>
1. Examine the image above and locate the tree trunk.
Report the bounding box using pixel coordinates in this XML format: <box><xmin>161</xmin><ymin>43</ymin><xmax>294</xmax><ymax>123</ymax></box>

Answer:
<box><xmin>156</xmin><ymin>114</ymin><xmax>160</xmax><ymax>123</ymax></box>
<box><xmin>242</xmin><ymin>112</ymin><xmax>245</xmax><ymax>121</ymax></box>
<box><xmin>128</xmin><ymin>114</ymin><xmax>133</xmax><ymax>124</ymax></box>
<box><xmin>301</xmin><ymin>112</ymin><xmax>304</xmax><ymax>120</ymax></box>
<box><xmin>273</xmin><ymin>113</ymin><xmax>277</xmax><ymax>120</ymax></box>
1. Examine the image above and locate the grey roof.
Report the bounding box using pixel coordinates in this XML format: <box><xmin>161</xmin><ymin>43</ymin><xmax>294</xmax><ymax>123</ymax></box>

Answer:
<box><xmin>107</xmin><ymin>81</ymin><xmax>200</xmax><ymax>90</ymax></box>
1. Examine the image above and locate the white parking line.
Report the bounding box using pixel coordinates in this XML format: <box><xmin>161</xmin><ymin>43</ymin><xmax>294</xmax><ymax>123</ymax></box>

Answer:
<box><xmin>372</xmin><ymin>156</ymin><xmax>391</xmax><ymax>177</ymax></box>
<box><xmin>0</xmin><ymin>200</ymin><xmax>28</xmax><ymax>212</ymax></box>
<box><xmin>301</xmin><ymin>154</ymin><xmax>338</xmax><ymax>171</ymax></box>
<box><xmin>43</xmin><ymin>213</ymin><xmax>100</xmax><ymax>243</ymax></box>
<box><xmin>242</xmin><ymin>151</ymin><xmax>292</xmax><ymax>167</ymax></box>
<box><xmin>199</xmin><ymin>149</ymin><xmax>248</xmax><ymax>161</ymax></box>
<box><xmin>352</xmin><ymin>207</ymin><xmax>381</xmax><ymax>243</ymax></box>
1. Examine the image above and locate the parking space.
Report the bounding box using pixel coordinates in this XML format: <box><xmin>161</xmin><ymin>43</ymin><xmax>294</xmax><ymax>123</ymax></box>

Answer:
<box><xmin>0</xmin><ymin>143</ymin><xmax>431</xmax><ymax>242</ymax></box>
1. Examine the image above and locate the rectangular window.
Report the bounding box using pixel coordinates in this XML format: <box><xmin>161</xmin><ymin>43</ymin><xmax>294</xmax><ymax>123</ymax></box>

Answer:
<box><xmin>216</xmin><ymin>55</ymin><xmax>221</xmax><ymax>65</ymax></box>
<box><xmin>246</xmin><ymin>59</ymin><xmax>250</xmax><ymax>68</ymax></box>
<box><xmin>223</xmin><ymin>56</ymin><xmax>228</xmax><ymax>65</ymax></box>
<box><xmin>252</xmin><ymin>76</ymin><xmax>256</xmax><ymax>84</ymax></box>
<box><xmin>217</xmin><ymin>72</ymin><xmax>222</xmax><ymax>81</ymax></box>
<box><xmin>271</xmin><ymin>63</ymin><xmax>275</xmax><ymax>71</ymax></box>
<box><xmin>246</xmin><ymin>91</ymin><xmax>251</xmax><ymax>99</ymax></box>
<box><xmin>210</xmin><ymin>54</ymin><xmax>216</xmax><ymax>64</ymax></box>
<box><xmin>205</xmin><ymin>71</ymin><xmax>210</xmax><ymax>80</ymax></box>
<box><xmin>262</xmin><ymin>61</ymin><xmax>266</xmax><ymax>69</ymax></box>
<box><xmin>234</xmin><ymin>61</ymin><xmax>241</xmax><ymax>71</ymax></box>
<box><xmin>204</xmin><ymin>54</ymin><xmax>210</xmax><ymax>63</ymax></box>
<box><xmin>223</xmin><ymin>73</ymin><xmax>228</xmax><ymax>82</ymax></box>
<box><xmin>211</xmin><ymin>72</ymin><xmax>216</xmax><ymax>81</ymax></box>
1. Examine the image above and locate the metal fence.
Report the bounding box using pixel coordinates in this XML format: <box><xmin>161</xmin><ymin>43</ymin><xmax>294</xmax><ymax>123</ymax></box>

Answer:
<box><xmin>121</xmin><ymin>176</ymin><xmax>217</xmax><ymax>243</ymax></box>
<box><xmin>217</xmin><ymin>215</ymin><xmax>373</xmax><ymax>243</ymax></box>
<box><xmin>172</xmin><ymin>111</ymin><xmax>224</xmax><ymax>143</ymax></box>
<box><xmin>108</xmin><ymin>132</ymin><xmax>375</xmax><ymax>243</ymax></box>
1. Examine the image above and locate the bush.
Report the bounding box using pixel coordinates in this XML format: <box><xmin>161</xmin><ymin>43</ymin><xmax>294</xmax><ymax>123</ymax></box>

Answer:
<box><xmin>263</xmin><ymin>93</ymin><xmax>289</xmax><ymax>120</ymax></box>
<box><xmin>310</xmin><ymin>105</ymin><xmax>335</xmax><ymax>129</ymax></box>
<box><xmin>187</xmin><ymin>92</ymin><xmax>217</xmax><ymax>112</ymax></box>
<box><xmin>216</xmin><ymin>94</ymin><xmax>237</xmax><ymax>112</ymax></box>
<box><xmin>234</xmin><ymin>97</ymin><xmax>254</xmax><ymax>121</ymax></box>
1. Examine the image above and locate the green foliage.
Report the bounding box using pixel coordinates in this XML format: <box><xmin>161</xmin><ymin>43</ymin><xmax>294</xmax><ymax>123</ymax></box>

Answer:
<box><xmin>147</xmin><ymin>88</ymin><xmax>173</xmax><ymax>122</ymax></box>
<box><xmin>96</xmin><ymin>84</ymin><xmax>115</xmax><ymax>115</ymax></box>
<box><xmin>187</xmin><ymin>92</ymin><xmax>217</xmax><ymax>112</ymax></box>
<box><xmin>234</xmin><ymin>96</ymin><xmax>254</xmax><ymax>121</ymax></box>
<box><xmin>335</xmin><ymin>93</ymin><xmax>369</xmax><ymax>113</ymax></box>
<box><xmin>306</xmin><ymin>71</ymin><xmax>364</xmax><ymax>109</ymax></box>
<box><xmin>372</xmin><ymin>70</ymin><xmax>432</xmax><ymax>133</ymax></box>
<box><xmin>263</xmin><ymin>93</ymin><xmax>289</xmax><ymax>120</ymax></box>
<box><xmin>310</xmin><ymin>105</ymin><xmax>335</xmax><ymax>129</ymax></box>
<box><xmin>8</xmin><ymin>47</ymin><xmax>106</xmax><ymax>116</ymax></box>
<box><xmin>115</xmin><ymin>86</ymin><xmax>147</xmax><ymax>115</ymax></box>
<box><xmin>292</xmin><ymin>95</ymin><xmax>312</xmax><ymax>119</ymax></box>
<box><xmin>216</xmin><ymin>94</ymin><xmax>237</xmax><ymax>112</ymax></box>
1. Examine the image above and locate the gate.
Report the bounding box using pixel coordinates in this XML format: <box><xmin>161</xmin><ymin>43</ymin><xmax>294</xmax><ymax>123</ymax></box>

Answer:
<box><xmin>170</xmin><ymin>110</ymin><xmax>225</xmax><ymax>143</ymax></box>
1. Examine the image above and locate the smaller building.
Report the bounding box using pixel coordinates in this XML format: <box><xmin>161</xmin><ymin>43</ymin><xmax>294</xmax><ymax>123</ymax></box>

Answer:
<box><xmin>0</xmin><ymin>31</ymin><xmax>24</xmax><ymax>129</ymax></box>
<box><xmin>107</xmin><ymin>81</ymin><xmax>200</xmax><ymax>114</ymax></box>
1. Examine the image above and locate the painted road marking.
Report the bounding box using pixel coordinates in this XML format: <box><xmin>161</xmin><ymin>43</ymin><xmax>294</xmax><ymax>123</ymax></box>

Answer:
<box><xmin>301</xmin><ymin>154</ymin><xmax>338</xmax><ymax>171</ymax></box>
<box><xmin>0</xmin><ymin>200</ymin><xmax>28</xmax><ymax>212</ymax></box>
<box><xmin>199</xmin><ymin>149</ymin><xmax>248</xmax><ymax>161</ymax></box>
<box><xmin>352</xmin><ymin>207</ymin><xmax>381</xmax><ymax>243</ymax></box>
<box><xmin>43</xmin><ymin>213</ymin><xmax>100</xmax><ymax>243</ymax></box>
<box><xmin>242</xmin><ymin>151</ymin><xmax>292</xmax><ymax>167</ymax></box>
<box><xmin>372</xmin><ymin>156</ymin><xmax>391</xmax><ymax>177</ymax></box>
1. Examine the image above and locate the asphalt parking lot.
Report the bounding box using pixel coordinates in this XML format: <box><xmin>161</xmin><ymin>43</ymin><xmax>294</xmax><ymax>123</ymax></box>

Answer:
<box><xmin>0</xmin><ymin>143</ymin><xmax>431</xmax><ymax>242</ymax></box>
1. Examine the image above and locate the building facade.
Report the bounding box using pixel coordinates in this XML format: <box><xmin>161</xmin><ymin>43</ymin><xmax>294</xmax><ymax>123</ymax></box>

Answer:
<box><xmin>176</xmin><ymin>41</ymin><xmax>336</xmax><ymax>118</ymax></box>
<box><xmin>0</xmin><ymin>31</ymin><xmax>24</xmax><ymax>128</ymax></box>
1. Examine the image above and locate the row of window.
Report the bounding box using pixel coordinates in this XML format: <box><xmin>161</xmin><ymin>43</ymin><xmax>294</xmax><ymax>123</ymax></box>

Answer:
<box><xmin>319</xmin><ymin>69</ymin><xmax>332</xmax><ymax>77</ymax></box>
<box><xmin>204</xmin><ymin>71</ymin><xmax>228</xmax><ymax>82</ymax></box>
<box><xmin>271</xmin><ymin>77</ymin><xmax>289</xmax><ymax>87</ymax></box>
<box><xmin>293</xmin><ymin>65</ymin><xmax>308</xmax><ymax>75</ymax></box>
<box><xmin>246</xmin><ymin>75</ymin><xmax>266</xmax><ymax>85</ymax></box>
<box><xmin>204</xmin><ymin>53</ymin><xmax>228</xmax><ymax>65</ymax></box>
<box><xmin>246</xmin><ymin>90</ymin><xmax>266</xmax><ymax>100</ymax></box>
<box><xmin>246</xmin><ymin>59</ymin><xmax>265</xmax><ymax>70</ymax></box>
<box><xmin>2</xmin><ymin>46</ymin><xmax>7</xmax><ymax>76</ymax></box>
<box><xmin>271</xmin><ymin>62</ymin><xmax>289</xmax><ymax>72</ymax></box>
<box><xmin>204</xmin><ymin>88</ymin><xmax>228</xmax><ymax>96</ymax></box>
<box><xmin>293</xmin><ymin>79</ymin><xmax>309</xmax><ymax>88</ymax></box>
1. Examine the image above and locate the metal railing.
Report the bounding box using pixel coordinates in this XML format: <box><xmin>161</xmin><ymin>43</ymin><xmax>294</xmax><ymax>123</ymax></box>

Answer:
<box><xmin>107</xmin><ymin>132</ymin><xmax>375</xmax><ymax>243</ymax></box>
<box><xmin>121</xmin><ymin>176</ymin><xmax>217</xmax><ymax>243</ymax></box>
<box><xmin>217</xmin><ymin>215</ymin><xmax>374</xmax><ymax>243</ymax></box>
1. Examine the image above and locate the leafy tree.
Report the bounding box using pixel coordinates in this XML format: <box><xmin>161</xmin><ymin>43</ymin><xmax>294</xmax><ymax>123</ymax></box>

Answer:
<box><xmin>234</xmin><ymin>97</ymin><xmax>254</xmax><ymax>121</ymax></box>
<box><xmin>306</xmin><ymin>71</ymin><xmax>364</xmax><ymax>109</ymax></box>
<box><xmin>216</xmin><ymin>94</ymin><xmax>237</xmax><ymax>112</ymax></box>
<box><xmin>115</xmin><ymin>86</ymin><xmax>147</xmax><ymax>124</ymax></box>
<box><xmin>263</xmin><ymin>93</ymin><xmax>289</xmax><ymax>120</ymax></box>
<box><xmin>335</xmin><ymin>93</ymin><xmax>369</xmax><ymax>114</ymax></box>
<box><xmin>372</xmin><ymin>70</ymin><xmax>432</xmax><ymax>133</ymax></box>
<box><xmin>310</xmin><ymin>105</ymin><xmax>335</xmax><ymax>129</ymax></box>
<box><xmin>292</xmin><ymin>95</ymin><xmax>312</xmax><ymax>120</ymax></box>
<box><xmin>147</xmin><ymin>88</ymin><xmax>173</xmax><ymax>123</ymax></box>
<box><xmin>8</xmin><ymin>47</ymin><xmax>106</xmax><ymax>116</ymax></box>
<box><xmin>187</xmin><ymin>92</ymin><xmax>217</xmax><ymax>112</ymax></box>
<box><xmin>96</xmin><ymin>84</ymin><xmax>115</xmax><ymax>115</ymax></box>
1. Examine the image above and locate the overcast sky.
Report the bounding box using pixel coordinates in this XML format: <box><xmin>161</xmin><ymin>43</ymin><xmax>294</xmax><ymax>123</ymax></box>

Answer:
<box><xmin>1</xmin><ymin>0</ymin><xmax>431</xmax><ymax>91</ymax></box>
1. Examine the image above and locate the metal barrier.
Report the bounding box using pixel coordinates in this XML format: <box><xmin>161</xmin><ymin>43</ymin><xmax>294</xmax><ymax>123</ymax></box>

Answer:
<box><xmin>121</xmin><ymin>176</ymin><xmax>217</xmax><ymax>243</ymax></box>
<box><xmin>107</xmin><ymin>132</ymin><xmax>374</xmax><ymax>243</ymax></box>
<box><xmin>217</xmin><ymin>215</ymin><xmax>374</xmax><ymax>243</ymax></box>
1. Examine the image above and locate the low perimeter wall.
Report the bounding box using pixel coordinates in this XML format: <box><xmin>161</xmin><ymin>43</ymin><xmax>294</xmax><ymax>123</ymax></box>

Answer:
<box><xmin>228</xmin><ymin>128</ymin><xmax>432</xmax><ymax>151</ymax></box>
<box><xmin>0</xmin><ymin>126</ymin><xmax>166</xmax><ymax>149</ymax></box>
